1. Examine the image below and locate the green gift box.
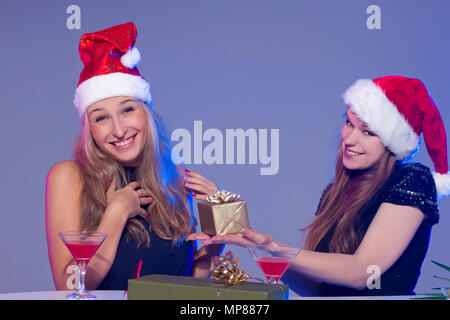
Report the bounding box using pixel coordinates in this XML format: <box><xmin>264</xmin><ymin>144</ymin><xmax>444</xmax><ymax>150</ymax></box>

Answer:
<box><xmin>127</xmin><ymin>274</ymin><xmax>289</xmax><ymax>300</ymax></box>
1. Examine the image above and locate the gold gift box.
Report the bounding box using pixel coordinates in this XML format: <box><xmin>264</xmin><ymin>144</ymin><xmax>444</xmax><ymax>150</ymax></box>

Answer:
<box><xmin>198</xmin><ymin>200</ymin><xmax>250</xmax><ymax>236</ymax></box>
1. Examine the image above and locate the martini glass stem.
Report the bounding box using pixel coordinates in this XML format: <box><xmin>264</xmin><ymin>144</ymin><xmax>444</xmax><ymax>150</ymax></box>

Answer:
<box><xmin>66</xmin><ymin>260</ymin><xmax>96</xmax><ymax>299</ymax></box>
<box><xmin>72</xmin><ymin>261</ymin><xmax>90</xmax><ymax>298</ymax></box>
<box><xmin>78</xmin><ymin>261</ymin><xmax>87</xmax><ymax>294</ymax></box>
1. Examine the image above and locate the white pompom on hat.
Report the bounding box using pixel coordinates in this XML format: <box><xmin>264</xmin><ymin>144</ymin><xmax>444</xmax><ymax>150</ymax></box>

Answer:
<box><xmin>343</xmin><ymin>75</ymin><xmax>450</xmax><ymax>199</ymax></box>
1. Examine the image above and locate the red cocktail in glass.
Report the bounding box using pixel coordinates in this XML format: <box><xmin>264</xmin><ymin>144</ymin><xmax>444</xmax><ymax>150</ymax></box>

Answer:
<box><xmin>58</xmin><ymin>231</ymin><xmax>107</xmax><ymax>300</ymax></box>
<box><xmin>248</xmin><ymin>244</ymin><xmax>300</xmax><ymax>284</ymax></box>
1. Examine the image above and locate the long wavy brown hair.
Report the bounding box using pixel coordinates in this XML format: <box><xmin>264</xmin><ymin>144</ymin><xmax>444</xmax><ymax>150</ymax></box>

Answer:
<box><xmin>303</xmin><ymin>144</ymin><xmax>397</xmax><ymax>254</ymax></box>
<box><xmin>72</xmin><ymin>101</ymin><xmax>194</xmax><ymax>247</ymax></box>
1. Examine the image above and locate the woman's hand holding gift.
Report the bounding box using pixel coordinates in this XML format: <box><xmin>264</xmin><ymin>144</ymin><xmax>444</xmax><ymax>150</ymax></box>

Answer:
<box><xmin>188</xmin><ymin>228</ymin><xmax>275</xmax><ymax>247</ymax></box>
<box><xmin>183</xmin><ymin>170</ymin><xmax>218</xmax><ymax>200</ymax></box>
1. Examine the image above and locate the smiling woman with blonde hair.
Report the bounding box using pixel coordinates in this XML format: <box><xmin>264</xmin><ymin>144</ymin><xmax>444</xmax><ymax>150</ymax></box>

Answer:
<box><xmin>45</xmin><ymin>22</ymin><xmax>221</xmax><ymax>291</ymax></box>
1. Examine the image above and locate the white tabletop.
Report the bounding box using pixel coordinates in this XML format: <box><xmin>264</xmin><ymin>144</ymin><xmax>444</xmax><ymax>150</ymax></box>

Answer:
<box><xmin>0</xmin><ymin>290</ymin><xmax>126</xmax><ymax>300</ymax></box>
<box><xmin>0</xmin><ymin>290</ymin><xmax>432</xmax><ymax>300</ymax></box>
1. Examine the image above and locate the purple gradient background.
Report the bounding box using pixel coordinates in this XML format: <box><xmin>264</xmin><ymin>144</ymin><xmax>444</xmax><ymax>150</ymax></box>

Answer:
<box><xmin>0</xmin><ymin>0</ymin><xmax>448</xmax><ymax>295</ymax></box>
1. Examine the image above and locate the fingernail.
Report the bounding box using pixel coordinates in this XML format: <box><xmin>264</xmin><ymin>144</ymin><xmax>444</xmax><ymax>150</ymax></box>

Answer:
<box><xmin>138</xmin><ymin>181</ymin><xmax>142</xmax><ymax>186</ymax></box>
<box><xmin>192</xmin><ymin>194</ymin><xmax>197</xmax><ymax>198</ymax></box>
<box><xmin>110</xmin><ymin>179</ymin><xmax>114</xmax><ymax>184</ymax></box>
<box><xmin>184</xmin><ymin>169</ymin><xmax>191</xmax><ymax>173</ymax></box>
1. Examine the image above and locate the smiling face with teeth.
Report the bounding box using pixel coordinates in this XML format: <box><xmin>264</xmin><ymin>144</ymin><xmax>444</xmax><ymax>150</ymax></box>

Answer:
<box><xmin>341</xmin><ymin>108</ymin><xmax>387</xmax><ymax>171</ymax></box>
<box><xmin>87</xmin><ymin>96</ymin><xmax>149</xmax><ymax>167</ymax></box>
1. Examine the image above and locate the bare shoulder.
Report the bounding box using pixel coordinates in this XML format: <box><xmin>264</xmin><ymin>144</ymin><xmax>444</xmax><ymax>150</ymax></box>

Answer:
<box><xmin>48</xmin><ymin>160</ymin><xmax>81</xmax><ymax>174</ymax></box>
<box><xmin>46</xmin><ymin>160</ymin><xmax>83</xmax><ymax>191</ymax></box>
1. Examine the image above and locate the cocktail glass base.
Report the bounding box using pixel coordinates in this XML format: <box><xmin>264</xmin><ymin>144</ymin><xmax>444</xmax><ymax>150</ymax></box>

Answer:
<box><xmin>66</xmin><ymin>289</ymin><xmax>97</xmax><ymax>300</ymax></box>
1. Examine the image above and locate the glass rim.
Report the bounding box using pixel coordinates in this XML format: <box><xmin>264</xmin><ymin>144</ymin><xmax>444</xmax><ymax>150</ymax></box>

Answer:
<box><xmin>58</xmin><ymin>231</ymin><xmax>108</xmax><ymax>237</ymax></box>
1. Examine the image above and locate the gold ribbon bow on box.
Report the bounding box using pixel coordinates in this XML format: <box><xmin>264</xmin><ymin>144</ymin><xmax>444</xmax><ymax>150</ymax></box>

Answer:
<box><xmin>198</xmin><ymin>190</ymin><xmax>250</xmax><ymax>236</ymax></box>
<box><xmin>210</xmin><ymin>251</ymin><xmax>262</xmax><ymax>285</ymax></box>
<box><xmin>210</xmin><ymin>251</ymin><xmax>265</xmax><ymax>285</ymax></box>
<box><xmin>206</xmin><ymin>190</ymin><xmax>240</xmax><ymax>203</ymax></box>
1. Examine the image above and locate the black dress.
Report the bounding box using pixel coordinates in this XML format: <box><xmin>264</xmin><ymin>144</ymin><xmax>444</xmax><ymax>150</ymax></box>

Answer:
<box><xmin>97</xmin><ymin>167</ymin><xmax>194</xmax><ymax>290</ymax></box>
<box><xmin>315</xmin><ymin>162</ymin><xmax>439</xmax><ymax>296</ymax></box>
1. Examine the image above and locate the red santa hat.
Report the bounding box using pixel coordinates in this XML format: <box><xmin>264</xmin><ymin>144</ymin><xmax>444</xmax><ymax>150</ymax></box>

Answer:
<box><xmin>73</xmin><ymin>22</ymin><xmax>151</xmax><ymax>119</ymax></box>
<box><xmin>343</xmin><ymin>75</ymin><xmax>450</xmax><ymax>199</ymax></box>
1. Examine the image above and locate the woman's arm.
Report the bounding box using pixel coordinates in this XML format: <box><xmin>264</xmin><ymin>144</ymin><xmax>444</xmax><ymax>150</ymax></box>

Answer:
<box><xmin>45</xmin><ymin>161</ymin><xmax>83</xmax><ymax>290</ymax></box>
<box><xmin>182</xmin><ymin>169</ymin><xmax>223</xmax><ymax>277</ymax></box>
<box><xmin>205</xmin><ymin>203</ymin><xmax>424</xmax><ymax>291</ymax></box>
<box><xmin>46</xmin><ymin>161</ymin><xmax>126</xmax><ymax>290</ymax></box>
<box><xmin>289</xmin><ymin>202</ymin><xmax>424</xmax><ymax>290</ymax></box>
<box><xmin>183</xmin><ymin>170</ymin><xmax>218</xmax><ymax>200</ymax></box>
<box><xmin>45</xmin><ymin>161</ymin><xmax>151</xmax><ymax>290</ymax></box>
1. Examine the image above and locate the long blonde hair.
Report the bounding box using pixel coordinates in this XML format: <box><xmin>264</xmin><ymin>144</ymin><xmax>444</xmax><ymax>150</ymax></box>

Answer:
<box><xmin>303</xmin><ymin>144</ymin><xmax>397</xmax><ymax>254</ymax></box>
<box><xmin>72</xmin><ymin>101</ymin><xmax>194</xmax><ymax>247</ymax></box>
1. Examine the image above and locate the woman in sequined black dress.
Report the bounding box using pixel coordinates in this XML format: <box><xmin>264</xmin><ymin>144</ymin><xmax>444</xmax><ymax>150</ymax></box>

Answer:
<box><xmin>193</xmin><ymin>76</ymin><xmax>449</xmax><ymax>296</ymax></box>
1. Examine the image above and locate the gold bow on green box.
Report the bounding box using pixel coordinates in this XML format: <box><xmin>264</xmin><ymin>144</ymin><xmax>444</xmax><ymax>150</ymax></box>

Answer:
<box><xmin>198</xmin><ymin>190</ymin><xmax>250</xmax><ymax>236</ymax></box>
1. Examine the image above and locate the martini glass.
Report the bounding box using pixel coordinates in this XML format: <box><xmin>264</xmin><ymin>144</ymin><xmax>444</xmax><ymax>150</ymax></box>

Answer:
<box><xmin>58</xmin><ymin>231</ymin><xmax>107</xmax><ymax>300</ymax></box>
<box><xmin>247</xmin><ymin>244</ymin><xmax>300</xmax><ymax>284</ymax></box>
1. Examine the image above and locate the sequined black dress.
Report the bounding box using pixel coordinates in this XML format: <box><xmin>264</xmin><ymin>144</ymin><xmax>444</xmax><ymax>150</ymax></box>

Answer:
<box><xmin>97</xmin><ymin>167</ymin><xmax>194</xmax><ymax>290</ymax></box>
<box><xmin>315</xmin><ymin>162</ymin><xmax>439</xmax><ymax>296</ymax></box>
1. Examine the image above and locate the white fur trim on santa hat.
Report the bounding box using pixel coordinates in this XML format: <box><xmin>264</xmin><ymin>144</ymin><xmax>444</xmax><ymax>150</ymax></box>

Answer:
<box><xmin>343</xmin><ymin>79</ymin><xmax>419</xmax><ymax>160</ymax></box>
<box><xmin>432</xmin><ymin>171</ymin><xmax>450</xmax><ymax>199</ymax></box>
<box><xmin>121</xmin><ymin>47</ymin><xmax>141</xmax><ymax>69</ymax></box>
<box><xmin>73</xmin><ymin>72</ymin><xmax>151</xmax><ymax>119</ymax></box>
